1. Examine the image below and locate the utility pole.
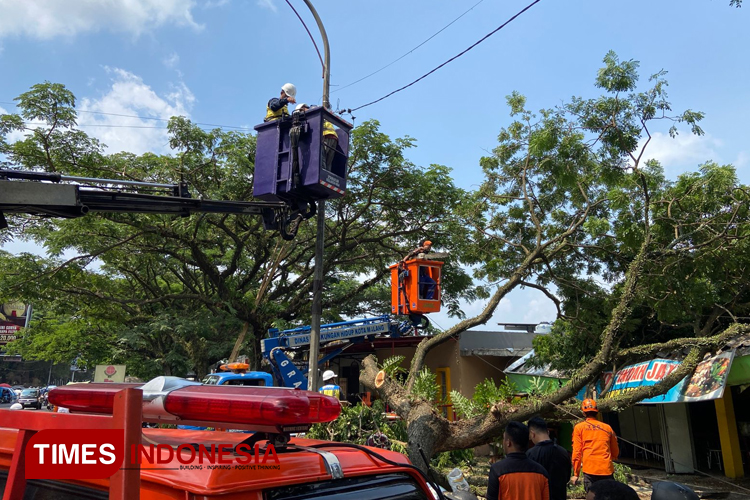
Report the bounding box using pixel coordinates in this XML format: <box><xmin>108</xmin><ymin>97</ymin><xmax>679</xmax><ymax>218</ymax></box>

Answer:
<box><xmin>302</xmin><ymin>0</ymin><xmax>330</xmax><ymax>392</ymax></box>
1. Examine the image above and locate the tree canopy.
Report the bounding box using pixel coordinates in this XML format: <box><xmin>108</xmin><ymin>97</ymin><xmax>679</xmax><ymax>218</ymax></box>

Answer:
<box><xmin>0</xmin><ymin>83</ymin><xmax>474</xmax><ymax>377</ymax></box>
<box><xmin>358</xmin><ymin>51</ymin><xmax>750</xmax><ymax>469</ymax></box>
<box><xmin>1</xmin><ymin>51</ymin><xmax>748</xmax><ymax>473</ymax></box>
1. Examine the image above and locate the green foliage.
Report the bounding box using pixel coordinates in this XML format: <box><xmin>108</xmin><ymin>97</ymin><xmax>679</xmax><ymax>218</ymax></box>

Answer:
<box><xmin>306</xmin><ymin>400</ymin><xmax>407</xmax><ymax>455</ymax></box>
<box><xmin>379</xmin><ymin>355</ymin><xmax>407</xmax><ymax>379</ymax></box>
<box><xmin>614</xmin><ymin>462</ymin><xmax>632</xmax><ymax>484</ymax></box>
<box><xmin>527</xmin><ymin>376</ymin><xmax>556</xmax><ymax>396</ymax></box>
<box><xmin>0</xmin><ymin>82</ymin><xmax>477</xmax><ymax>375</ymax></box>
<box><xmin>451</xmin><ymin>378</ymin><xmax>516</xmax><ymax>419</ymax></box>
<box><xmin>412</xmin><ymin>367</ymin><xmax>440</xmax><ymax>402</ymax></box>
<box><xmin>462</xmin><ymin>51</ymin><xmax>750</xmax><ymax>375</ymax></box>
<box><xmin>431</xmin><ymin>448</ymin><xmax>475</xmax><ymax>469</ymax></box>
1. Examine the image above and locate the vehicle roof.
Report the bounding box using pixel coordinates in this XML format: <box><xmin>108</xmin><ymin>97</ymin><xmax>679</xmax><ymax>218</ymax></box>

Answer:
<box><xmin>0</xmin><ymin>427</ymin><xmax>421</xmax><ymax>496</ymax></box>
<box><xmin>208</xmin><ymin>371</ymin><xmax>273</xmax><ymax>381</ymax></box>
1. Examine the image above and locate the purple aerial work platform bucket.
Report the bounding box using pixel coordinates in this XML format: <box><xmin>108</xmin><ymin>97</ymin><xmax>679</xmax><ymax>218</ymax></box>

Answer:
<box><xmin>253</xmin><ymin>106</ymin><xmax>352</xmax><ymax>203</ymax></box>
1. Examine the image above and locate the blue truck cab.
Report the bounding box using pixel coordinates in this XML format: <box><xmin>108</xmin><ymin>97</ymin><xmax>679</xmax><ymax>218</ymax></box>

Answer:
<box><xmin>201</xmin><ymin>363</ymin><xmax>274</xmax><ymax>387</ymax></box>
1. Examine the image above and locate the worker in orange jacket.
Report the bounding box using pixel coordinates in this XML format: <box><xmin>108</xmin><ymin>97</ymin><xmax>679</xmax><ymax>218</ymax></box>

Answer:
<box><xmin>570</xmin><ymin>398</ymin><xmax>619</xmax><ymax>492</ymax></box>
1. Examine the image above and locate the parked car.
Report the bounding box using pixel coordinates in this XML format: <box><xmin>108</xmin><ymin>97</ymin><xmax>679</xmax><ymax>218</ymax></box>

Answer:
<box><xmin>0</xmin><ymin>388</ymin><xmax>16</xmax><ymax>404</ymax></box>
<box><xmin>18</xmin><ymin>388</ymin><xmax>41</xmax><ymax>409</ymax></box>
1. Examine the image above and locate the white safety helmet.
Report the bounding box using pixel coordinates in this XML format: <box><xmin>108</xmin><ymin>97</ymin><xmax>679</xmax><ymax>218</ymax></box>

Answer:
<box><xmin>322</xmin><ymin>370</ymin><xmax>337</xmax><ymax>382</ymax></box>
<box><xmin>9</xmin><ymin>403</ymin><xmax>22</xmax><ymax>410</ymax></box>
<box><xmin>281</xmin><ymin>83</ymin><xmax>297</xmax><ymax>98</ymax></box>
<box><xmin>295</xmin><ymin>103</ymin><xmax>309</xmax><ymax>111</ymax></box>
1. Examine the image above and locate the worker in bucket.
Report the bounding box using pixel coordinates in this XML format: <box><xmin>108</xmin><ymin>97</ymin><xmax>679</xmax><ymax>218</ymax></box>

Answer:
<box><xmin>293</xmin><ymin>103</ymin><xmax>339</xmax><ymax>171</ymax></box>
<box><xmin>319</xmin><ymin>370</ymin><xmax>342</xmax><ymax>400</ymax></box>
<box><xmin>265</xmin><ymin>83</ymin><xmax>297</xmax><ymax>122</ymax></box>
<box><xmin>402</xmin><ymin>239</ymin><xmax>432</xmax><ymax>263</ymax></box>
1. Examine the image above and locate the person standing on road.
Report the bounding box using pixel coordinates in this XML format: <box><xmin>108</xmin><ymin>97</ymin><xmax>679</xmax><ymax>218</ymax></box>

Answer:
<box><xmin>487</xmin><ymin>421</ymin><xmax>549</xmax><ymax>500</ymax></box>
<box><xmin>527</xmin><ymin>416</ymin><xmax>571</xmax><ymax>500</ymax></box>
<box><xmin>571</xmin><ymin>399</ymin><xmax>620</xmax><ymax>492</ymax></box>
<box><xmin>319</xmin><ymin>370</ymin><xmax>342</xmax><ymax>399</ymax></box>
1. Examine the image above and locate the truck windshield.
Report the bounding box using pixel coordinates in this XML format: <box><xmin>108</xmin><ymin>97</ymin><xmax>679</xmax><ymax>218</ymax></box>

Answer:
<box><xmin>264</xmin><ymin>473</ymin><xmax>430</xmax><ymax>500</ymax></box>
<box><xmin>224</xmin><ymin>379</ymin><xmax>266</xmax><ymax>386</ymax></box>
<box><xmin>21</xmin><ymin>389</ymin><xmax>39</xmax><ymax>397</ymax></box>
<box><xmin>202</xmin><ymin>375</ymin><xmax>220</xmax><ymax>385</ymax></box>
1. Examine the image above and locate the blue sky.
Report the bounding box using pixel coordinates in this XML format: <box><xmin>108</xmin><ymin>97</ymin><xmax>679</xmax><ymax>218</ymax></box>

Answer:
<box><xmin>0</xmin><ymin>0</ymin><xmax>748</xmax><ymax>330</ymax></box>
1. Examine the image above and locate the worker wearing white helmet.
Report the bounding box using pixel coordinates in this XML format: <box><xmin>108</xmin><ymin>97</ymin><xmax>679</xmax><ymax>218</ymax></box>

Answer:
<box><xmin>265</xmin><ymin>83</ymin><xmax>297</xmax><ymax>122</ymax></box>
<box><xmin>319</xmin><ymin>370</ymin><xmax>342</xmax><ymax>400</ymax></box>
<box><xmin>9</xmin><ymin>403</ymin><xmax>22</xmax><ymax>410</ymax></box>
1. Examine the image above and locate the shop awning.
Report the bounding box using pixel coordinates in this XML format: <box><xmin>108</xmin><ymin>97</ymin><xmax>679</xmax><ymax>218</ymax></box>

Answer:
<box><xmin>504</xmin><ymin>334</ymin><xmax>750</xmax><ymax>403</ymax></box>
<box><xmin>605</xmin><ymin>351</ymin><xmax>734</xmax><ymax>403</ymax></box>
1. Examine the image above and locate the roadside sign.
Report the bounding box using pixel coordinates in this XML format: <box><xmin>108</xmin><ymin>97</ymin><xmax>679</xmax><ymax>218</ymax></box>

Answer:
<box><xmin>94</xmin><ymin>364</ymin><xmax>127</xmax><ymax>383</ymax></box>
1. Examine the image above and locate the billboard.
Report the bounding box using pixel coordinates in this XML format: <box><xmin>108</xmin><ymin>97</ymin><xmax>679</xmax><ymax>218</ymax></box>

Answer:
<box><xmin>0</xmin><ymin>302</ymin><xmax>30</xmax><ymax>349</ymax></box>
<box><xmin>94</xmin><ymin>364</ymin><xmax>127</xmax><ymax>383</ymax></box>
<box><xmin>605</xmin><ymin>351</ymin><xmax>735</xmax><ymax>403</ymax></box>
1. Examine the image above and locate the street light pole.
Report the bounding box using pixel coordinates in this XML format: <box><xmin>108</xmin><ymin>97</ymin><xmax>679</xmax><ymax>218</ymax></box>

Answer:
<box><xmin>302</xmin><ymin>0</ymin><xmax>330</xmax><ymax>392</ymax></box>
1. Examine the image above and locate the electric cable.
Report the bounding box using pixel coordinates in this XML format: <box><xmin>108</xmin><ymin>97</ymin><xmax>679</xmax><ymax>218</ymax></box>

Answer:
<box><xmin>331</xmin><ymin>0</ymin><xmax>485</xmax><ymax>94</ymax></box>
<box><xmin>284</xmin><ymin>0</ymin><xmax>325</xmax><ymax>74</ymax></box>
<box><xmin>349</xmin><ymin>0</ymin><xmax>542</xmax><ymax>112</ymax></box>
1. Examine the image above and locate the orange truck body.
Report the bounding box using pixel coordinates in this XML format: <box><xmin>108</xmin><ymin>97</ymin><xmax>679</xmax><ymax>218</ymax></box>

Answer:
<box><xmin>0</xmin><ymin>387</ymin><xmax>435</xmax><ymax>500</ymax></box>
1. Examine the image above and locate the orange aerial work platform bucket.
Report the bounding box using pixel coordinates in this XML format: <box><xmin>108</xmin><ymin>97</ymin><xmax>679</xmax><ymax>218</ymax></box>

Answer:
<box><xmin>389</xmin><ymin>259</ymin><xmax>443</xmax><ymax>316</ymax></box>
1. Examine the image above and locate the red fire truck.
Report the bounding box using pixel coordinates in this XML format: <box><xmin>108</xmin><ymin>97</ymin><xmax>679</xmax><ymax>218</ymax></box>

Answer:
<box><xmin>0</xmin><ymin>377</ymin><xmax>443</xmax><ymax>500</ymax></box>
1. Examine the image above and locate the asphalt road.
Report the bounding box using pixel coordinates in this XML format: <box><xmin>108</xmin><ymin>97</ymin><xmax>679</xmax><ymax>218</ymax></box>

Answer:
<box><xmin>0</xmin><ymin>401</ymin><xmax>53</xmax><ymax>411</ymax></box>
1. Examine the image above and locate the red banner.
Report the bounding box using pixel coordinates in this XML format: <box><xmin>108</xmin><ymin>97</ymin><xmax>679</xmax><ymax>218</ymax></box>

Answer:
<box><xmin>25</xmin><ymin>429</ymin><xmax>124</xmax><ymax>479</ymax></box>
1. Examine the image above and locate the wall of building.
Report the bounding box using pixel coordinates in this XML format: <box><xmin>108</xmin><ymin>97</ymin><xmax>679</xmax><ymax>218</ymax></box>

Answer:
<box><xmin>374</xmin><ymin>340</ymin><xmax>515</xmax><ymax>402</ymax></box>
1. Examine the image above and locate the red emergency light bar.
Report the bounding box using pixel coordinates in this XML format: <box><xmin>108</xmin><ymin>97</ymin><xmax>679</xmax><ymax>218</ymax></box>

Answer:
<box><xmin>163</xmin><ymin>385</ymin><xmax>340</xmax><ymax>426</ymax></box>
<box><xmin>48</xmin><ymin>381</ymin><xmax>341</xmax><ymax>430</ymax></box>
<box><xmin>48</xmin><ymin>383</ymin><xmax>141</xmax><ymax>413</ymax></box>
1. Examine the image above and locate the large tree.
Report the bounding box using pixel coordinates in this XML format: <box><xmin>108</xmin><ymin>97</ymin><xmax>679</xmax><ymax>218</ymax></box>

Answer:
<box><xmin>0</xmin><ymin>83</ymin><xmax>474</xmax><ymax>376</ymax></box>
<box><xmin>358</xmin><ymin>52</ymin><xmax>750</xmax><ymax>469</ymax></box>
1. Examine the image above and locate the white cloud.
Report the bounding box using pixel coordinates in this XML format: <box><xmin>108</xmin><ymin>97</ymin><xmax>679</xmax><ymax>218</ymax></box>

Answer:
<box><xmin>520</xmin><ymin>298</ymin><xmax>556</xmax><ymax>324</ymax></box>
<box><xmin>639</xmin><ymin>131</ymin><xmax>723</xmax><ymax>177</ymax></box>
<box><xmin>256</xmin><ymin>0</ymin><xmax>277</xmax><ymax>13</ymax></box>
<box><xmin>0</xmin><ymin>0</ymin><xmax>202</xmax><ymax>40</ymax></box>
<box><xmin>203</xmin><ymin>0</ymin><xmax>231</xmax><ymax>8</ymax></box>
<box><xmin>78</xmin><ymin>68</ymin><xmax>195</xmax><ymax>155</ymax></box>
<box><xmin>163</xmin><ymin>52</ymin><xmax>180</xmax><ymax>69</ymax></box>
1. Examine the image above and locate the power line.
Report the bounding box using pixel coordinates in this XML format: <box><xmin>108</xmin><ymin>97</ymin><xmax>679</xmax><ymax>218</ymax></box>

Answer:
<box><xmin>350</xmin><ymin>0</ymin><xmax>542</xmax><ymax>112</ymax></box>
<box><xmin>332</xmin><ymin>0</ymin><xmax>485</xmax><ymax>94</ymax></box>
<box><xmin>284</xmin><ymin>0</ymin><xmax>325</xmax><ymax>74</ymax></box>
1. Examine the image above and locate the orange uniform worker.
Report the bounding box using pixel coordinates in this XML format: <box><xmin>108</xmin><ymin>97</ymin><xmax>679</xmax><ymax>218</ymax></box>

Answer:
<box><xmin>571</xmin><ymin>398</ymin><xmax>620</xmax><ymax>492</ymax></box>
<box><xmin>402</xmin><ymin>240</ymin><xmax>432</xmax><ymax>262</ymax></box>
<box><xmin>487</xmin><ymin>421</ymin><xmax>549</xmax><ymax>500</ymax></box>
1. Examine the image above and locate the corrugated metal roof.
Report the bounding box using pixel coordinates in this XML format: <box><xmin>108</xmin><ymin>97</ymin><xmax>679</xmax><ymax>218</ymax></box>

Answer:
<box><xmin>459</xmin><ymin>330</ymin><xmax>539</xmax><ymax>358</ymax></box>
<box><xmin>504</xmin><ymin>351</ymin><xmax>567</xmax><ymax>378</ymax></box>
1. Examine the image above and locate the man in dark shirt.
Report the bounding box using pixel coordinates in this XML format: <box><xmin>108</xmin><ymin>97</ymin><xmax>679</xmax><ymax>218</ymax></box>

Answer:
<box><xmin>487</xmin><ymin>421</ymin><xmax>549</xmax><ymax>500</ymax></box>
<box><xmin>526</xmin><ymin>416</ymin><xmax>572</xmax><ymax>500</ymax></box>
<box><xmin>264</xmin><ymin>83</ymin><xmax>297</xmax><ymax>122</ymax></box>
